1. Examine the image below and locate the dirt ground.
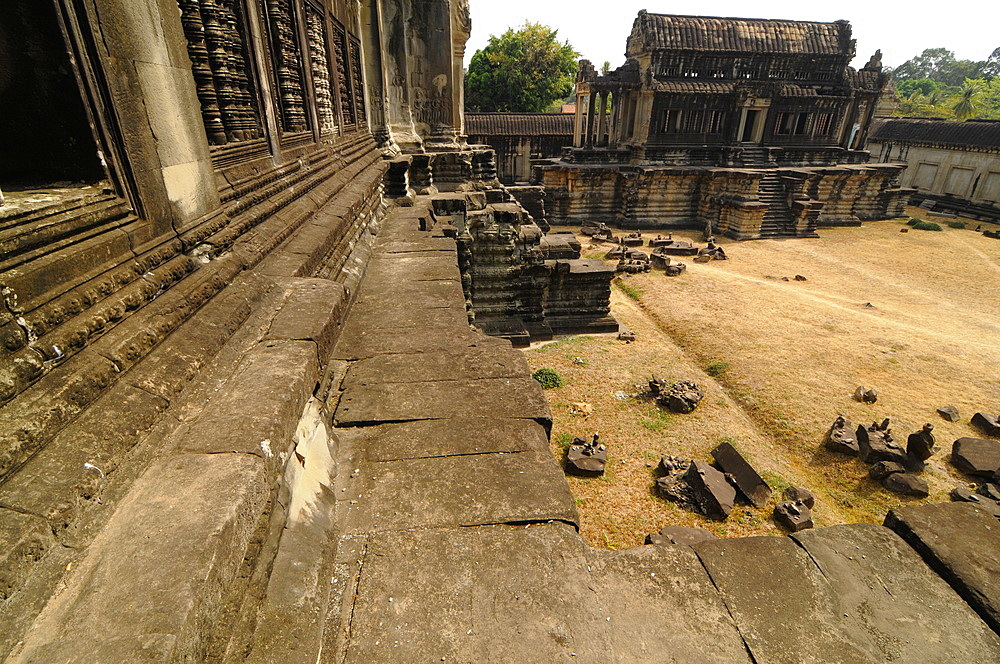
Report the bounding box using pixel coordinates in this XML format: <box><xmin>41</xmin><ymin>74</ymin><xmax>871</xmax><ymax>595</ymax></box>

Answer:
<box><xmin>524</xmin><ymin>208</ymin><xmax>1000</xmax><ymax>549</ymax></box>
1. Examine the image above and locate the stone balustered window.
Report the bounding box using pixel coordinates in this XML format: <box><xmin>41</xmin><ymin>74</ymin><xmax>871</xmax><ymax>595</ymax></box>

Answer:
<box><xmin>348</xmin><ymin>36</ymin><xmax>367</xmax><ymax>127</ymax></box>
<box><xmin>330</xmin><ymin>19</ymin><xmax>356</xmax><ymax>128</ymax></box>
<box><xmin>177</xmin><ymin>0</ymin><xmax>263</xmax><ymax>145</ymax></box>
<box><xmin>263</xmin><ymin>0</ymin><xmax>310</xmax><ymax>134</ymax></box>
<box><xmin>305</xmin><ymin>2</ymin><xmax>336</xmax><ymax>134</ymax></box>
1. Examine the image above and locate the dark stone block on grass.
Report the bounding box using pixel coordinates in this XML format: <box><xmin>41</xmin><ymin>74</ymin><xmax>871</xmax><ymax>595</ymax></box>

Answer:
<box><xmin>951</xmin><ymin>437</ymin><xmax>1000</xmax><ymax>477</ymax></box>
<box><xmin>938</xmin><ymin>405</ymin><xmax>960</xmax><ymax>422</ymax></box>
<box><xmin>972</xmin><ymin>412</ymin><xmax>1000</xmax><ymax>438</ymax></box>
<box><xmin>882</xmin><ymin>472</ymin><xmax>929</xmax><ymax>497</ymax></box>
<box><xmin>774</xmin><ymin>500</ymin><xmax>813</xmax><ymax>532</ymax></box>
<box><xmin>869</xmin><ymin>461</ymin><xmax>906</xmax><ymax>480</ymax></box>
<box><xmin>857</xmin><ymin>421</ymin><xmax>907</xmax><ymax>464</ymax></box>
<box><xmin>566</xmin><ymin>435</ymin><xmax>607</xmax><ymax>476</ymax></box>
<box><xmin>685</xmin><ymin>461</ymin><xmax>736</xmax><ymax>520</ymax></box>
<box><xmin>711</xmin><ymin>441</ymin><xmax>771</xmax><ymax>507</ymax></box>
<box><xmin>978</xmin><ymin>482</ymin><xmax>1000</xmax><ymax>503</ymax></box>
<box><xmin>854</xmin><ymin>385</ymin><xmax>878</xmax><ymax>403</ymax></box>
<box><xmin>906</xmin><ymin>423</ymin><xmax>938</xmax><ymax>461</ymax></box>
<box><xmin>825</xmin><ymin>414</ymin><xmax>858</xmax><ymax>455</ymax></box>
<box><xmin>783</xmin><ymin>486</ymin><xmax>814</xmax><ymax>508</ymax></box>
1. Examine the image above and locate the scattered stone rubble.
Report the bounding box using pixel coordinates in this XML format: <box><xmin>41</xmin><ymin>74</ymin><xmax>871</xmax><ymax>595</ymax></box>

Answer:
<box><xmin>854</xmin><ymin>386</ymin><xmax>878</xmax><ymax>404</ymax></box>
<box><xmin>711</xmin><ymin>442</ymin><xmax>771</xmax><ymax>508</ymax></box>
<box><xmin>649</xmin><ymin>377</ymin><xmax>703</xmax><ymax>414</ymax></box>
<box><xmin>856</xmin><ymin>419</ymin><xmax>906</xmax><ymax>464</ymax></box>
<box><xmin>565</xmin><ymin>434</ymin><xmax>607</xmax><ymax>476</ymax></box>
<box><xmin>972</xmin><ymin>412</ymin><xmax>1000</xmax><ymax>438</ymax></box>
<box><xmin>937</xmin><ymin>405</ymin><xmax>960</xmax><ymax>422</ymax></box>
<box><xmin>693</xmin><ymin>241</ymin><xmax>728</xmax><ymax>263</ymax></box>
<box><xmin>773</xmin><ymin>487</ymin><xmax>816</xmax><ymax>532</ymax></box>
<box><xmin>621</xmin><ymin>232</ymin><xmax>644</xmax><ymax>247</ymax></box>
<box><xmin>825</xmin><ymin>414</ymin><xmax>859</xmax><ymax>455</ymax></box>
<box><xmin>650</xmin><ymin>249</ymin><xmax>688</xmax><ymax>276</ymax></box>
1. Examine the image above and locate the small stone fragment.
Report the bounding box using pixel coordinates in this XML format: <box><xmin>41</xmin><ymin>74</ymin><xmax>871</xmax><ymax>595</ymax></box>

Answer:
<box><xmin>971</xmin><ymin>412</ymin><xmax>1000</xmax><ymax>438</ymax></box>
<box><xmin>825</xmin><ymin>414</ymin><xmax>858</xmax><ymax>455</ymax></box>
<box><xmin>617</xmin><ymin>331</ymin><xmax>636</xmax><ymax>343</ymax></box>
<box><xmin>869</xmin><ymin>461</ymin><xmax>907</xmax><ymax>480</ymax></box>
<box><xmin>951</xmin><ymin>437</ymin><xmax>1000</xmax><ymax>477</ymax></box>
<box><xmin>882</xmin><ymin>472</ymin><xmax>929</xmax><ymax>497</ymax></box>
<box><xmin>783</xmin><ymin>486</ymin><xmax>815</xmax><ymax>509</ymax></box>
<box><xmin>649</xmin><ymin>378</ymin><xmax>703</xmax><ymax>414</ymax></box>
<box><xmin>774</xmin><ymin>500</ymin><xmax>813</xmax><ymax>532</ymax></box>
<box><xmin>950</xmin><ymin>486</ymin><xmax>1000</xmax><ymax>517</ymax></box>
<box><xmin>854</xmin><ymin>386</ymin><xmax>878</xmax><ymax>403</ymax></box>
<box><xmin>937</xmin><ymin>406</ymin><xmax>960</xmax><ymax>422</ymax></box>
<box><xmin>565</xmin><ymin>434</ymin><xmax>607</xmax><ymax>476</ymax></box>
<box><xmin>906</xmin><ymin>423</ymin><xmax>938</xmax><ymax>462</ymax></box>
<box><xmin>794</xmin><ymin>275</ymin><xmax>807</xmax><ymax>281</ymax></box>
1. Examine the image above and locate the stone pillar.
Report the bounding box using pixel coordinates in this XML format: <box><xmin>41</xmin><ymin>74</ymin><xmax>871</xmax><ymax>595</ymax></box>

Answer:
<box><xmin>361</xmin><ymin>0</ymin><xmax>397</xmax><ymax>152</ymax></box>
<box><xmin>585</xmin><ymin>92</ymin><xmax>596</xmax><ymax>148</ymax></box>
<box><xmin>573</xmin><ymin>92</ymin><xmax>585</xmax><ymax>147</ymax></box>
<box><xmin>596</xmin><ymin>92</ymin><xmax>608</xmax><ymax>147</ymax></box>
<box><xmin>412</xmin><ymin>0</ymin><xmax>461</xmax><ymax>150</ymax></box>
<box><xmin>380</xmin><ymin>0</ymin><xmax>422</xmax><ymax>151</ymax></box>
<box><xmin>451</xmin><ymin>0</ymin><xmax>471</xmax><ymax>141</ymax></box>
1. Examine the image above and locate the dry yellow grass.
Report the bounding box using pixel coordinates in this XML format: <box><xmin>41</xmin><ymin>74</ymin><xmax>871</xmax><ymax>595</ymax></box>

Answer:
<box><xmin>526</xmin><ymin>210</ymin><xmax>1000</xmax><ymax>549</ymax></box>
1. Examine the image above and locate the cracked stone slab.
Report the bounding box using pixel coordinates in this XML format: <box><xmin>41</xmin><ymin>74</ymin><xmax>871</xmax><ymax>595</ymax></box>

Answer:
<box><xmin>8</xmin><ymin>453</ymin><xmax>270</xmax><ymax>664</ymax></box>
<box><xmin>341</xmin><ymin>346</ymin><xmax>529</xmax><ymax>387</ymax></box>
<box><xmin>793</xmin><ymin>524</ymin><xmax>1000</xmax><ymax>661</ymax></box>
<box><xmin>331</xmin><ymin>327</ymin><xmax>508</xmax><ymax>360</ymax></box>
<box><xmin>336</xmin><ymin>417</ymin><xmax>551</xmax><ymax>462</ymax></box>
<box><xmin>335</xmin><ymin>377</ymin><xmax>551</xmax><ymax>428</ymax></box>
<box><xmin>341</xmin><ymin>523</ymin><xmax>609</xmax><ymax>663</ymax></box>
<box><xmin>352</xmin><ymin>278</ymin><xmax>465</xmax><ymax>309</ymax></box>
<box><xmin>885</xmin><ymin>502</ymin><xmax>1000</xmax><ymax>633</ymax></box>
<box><xmin>373</xmin><ymin>238</ymin><xmax>456</xmax><ymax>254</ymax></box>
<box><xmin>340</xmin><ymin>449</ymin><xmax>576</xmax><ymax>533</ymax></box>
<box><xmin>338</xmin><ymin>304</ymin><xmax>470</xmax><ymax>334</ymax></box>
<box><xmin>586</xmin><ymin>544</ymin><xmax>752</xmax><ymax>663</ymax></box>
<box><xmin>694</xmin><ymin>535</ymin><xmax>873</xmax><ymax>664</ymax></box>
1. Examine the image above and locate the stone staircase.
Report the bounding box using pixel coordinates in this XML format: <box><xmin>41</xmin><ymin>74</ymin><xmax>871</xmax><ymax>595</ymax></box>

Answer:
<box><xmin>757</xmin><ymin>173</ymin><xmax>794</xmax><ymax>237</ymax></box>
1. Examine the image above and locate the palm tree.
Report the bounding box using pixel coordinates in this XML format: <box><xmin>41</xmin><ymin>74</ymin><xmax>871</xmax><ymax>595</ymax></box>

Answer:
<box><xmin>953</xmin><ymin>80</ymin><xmax>982</xmax><ymax>120</ymax></box>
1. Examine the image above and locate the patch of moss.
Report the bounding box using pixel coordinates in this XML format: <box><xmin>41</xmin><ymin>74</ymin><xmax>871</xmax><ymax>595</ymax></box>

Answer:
<box><xmin>532</xmin><ymin>367</ymin><xmax>564</xmax><ymax>389</ymax></box>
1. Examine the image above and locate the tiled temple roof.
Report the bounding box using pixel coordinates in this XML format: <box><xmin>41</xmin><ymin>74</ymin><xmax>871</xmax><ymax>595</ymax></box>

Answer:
<box><xmin>628</xmin><ymin>12</ymin><xmax>852</xmax><ymax>57</ymax></box>
<box><xmin>870</xmin><ymin>118</ymin><xmax>1000</xmax><ymax>150</ymax></box>
<box><xmin>466</xmin><ymin>113</ymin><xmax>574</xmax><ymax>136</ymax></box>
<box><xmin>650</xmin><ymin>81</ymin><xmax>822</xmax><ymax>96</ymax></box>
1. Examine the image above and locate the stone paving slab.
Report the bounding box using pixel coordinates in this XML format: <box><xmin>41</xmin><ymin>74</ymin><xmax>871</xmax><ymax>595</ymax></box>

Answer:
<box><xmin>586</xmin><ymin>544</ymin><xmax>753</xmax><ymax>663</ymax></box>
<box><xmin>342</xmin><ymin>523</ymin><xmax>609</xmax><ymax>663</ymax></box>
<box><xmin>341</xmin><ymin>346</ymin><xmax>529</xmax><ymax>387</ymax></box>
<box><xmin>335</xmin><ymin>377</ymin><xmax>551</xmax><ymax>427</ymax></box>
<box><xmin>885</xmin><ymin>502</ymin><xmax>1000</xmax><ymax>633</ymax></box>
<box><xmin>794</xmin><ymin>523</ymin><xmax>1000</xmax><ymax>661</ymax></box>
<box><xmin>373</xmin><ymin>238</ymin><xmax>456</xmax><ymax>254</ymax></box>
<box><xmin>340</xmin><ymin>449</ymin><xmax>576</xmax><ymax>533</ymax></box>
<box><xmin>266</xmin><ymin>278</ymin><xmax>347</xmax><ymax>358</ymax></box>
<box><xmin>8</xmin><ymin>453</ymin><xmax>269</xmax><ymax>664</ymax></box>
<box><xmin>336</xmin><ymin>417</ymin><xmax>551</xmax><ymax>461</ymax></box>
<box><xmin>331</xmin><ymin>326</ymin><xmax>507</xmax><ymax>360</ymax></box>
<box><xmin>694</xmin><ymin>535</ymin><xmax>872</xmax><ymax>664</ymax></box>
<box><xmin>352</xmin><ymin>278</ymin><xmax>464</xmax><ymax>308</ymax></box>
<box><xmin>338</xmin><ymin>303</ymin><xmax>470</xmax><ymax>334</ymax></box>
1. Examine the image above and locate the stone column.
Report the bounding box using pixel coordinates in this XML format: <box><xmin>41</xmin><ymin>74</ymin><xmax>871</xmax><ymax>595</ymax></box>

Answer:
<box><xmin>361</xmin><ymin>0</ymin><xmax>397</xmax><ymax>152</ymax></box>
<box><xmin>573</xmin><ymin>92</ymin><xmax>585</xmax><ymax>147</ymax></box>
<box><xmin>412</xmin><ymin>0</ymin><xmax>461</xmax><ymax>150</ymax></box>
<box><xmin>380</xmin><ymin>0</ymin><xmax>422</xmax><ymax>151</ymax></box>
<box><xmin>451</xmin><ymin>0</ymin><xmax>471</xmax><ymax>141</ymax></box>
<box><xmin>596</xmin><ymin>92</ymin><xmax>608</xmax><ymax>147</ymax></box>
<box><xmin>585</xmin><ymin>92</ymin><xmax>596</xmax><ymax>148</ymax></box>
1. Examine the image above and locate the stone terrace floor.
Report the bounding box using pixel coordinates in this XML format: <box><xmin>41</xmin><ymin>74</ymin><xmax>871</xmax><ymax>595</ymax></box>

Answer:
<box><xmin>320</xmin><ymin>198</ymin><xmax>1000</xmax><ymax>663</ymax></box>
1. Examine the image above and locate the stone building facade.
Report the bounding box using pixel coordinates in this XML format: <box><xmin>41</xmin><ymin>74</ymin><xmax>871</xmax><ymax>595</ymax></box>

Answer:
<box><xmin>869</xmin><ymin>118</ymin><xmax>1000</xmax><ymax>221</ymax></box>
<box><xmin>466</xmin><ymin>112</ymin><xmax>574</xmax><ymax>184</ymax></box>
<box><xmin>540</xmin><ymin>11</ymin><xmax>910</xmax><ymax>238</ymax></box>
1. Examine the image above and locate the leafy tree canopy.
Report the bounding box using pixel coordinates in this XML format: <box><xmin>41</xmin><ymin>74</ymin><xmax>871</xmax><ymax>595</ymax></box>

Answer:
<box><xmin>465</xmin><ymin>22</ymin><xmax>579</xmax><ymax>112</ymax></box>
<box><xmin>889</xmin><ymin>47</ymin><xmax>1000</xmax><ymax>120</ymax></box>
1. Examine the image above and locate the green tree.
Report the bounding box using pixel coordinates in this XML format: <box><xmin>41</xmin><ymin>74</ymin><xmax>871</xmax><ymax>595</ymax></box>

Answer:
<box><xmin>953</xmin><ymin>80</ymin><xmax>983</xmax><ymax>119</ymax></box>
<box><xmin>465</xmin><ymin>22</ymin><xmax>579</xmax><ymax>112</ymax></box>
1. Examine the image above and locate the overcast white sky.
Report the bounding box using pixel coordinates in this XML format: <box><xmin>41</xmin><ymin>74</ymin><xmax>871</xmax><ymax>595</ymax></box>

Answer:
<box><xmin>466</xmin><ymin>1</ymin><xmax>998</xmax><ymax>71</ymax></box>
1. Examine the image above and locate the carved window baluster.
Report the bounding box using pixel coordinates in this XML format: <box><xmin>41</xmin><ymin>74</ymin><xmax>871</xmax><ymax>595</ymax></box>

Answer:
<box><xmin>330</xmin><ymin>20</ymin><xmax>355</xmax><ymax>127</ymax></box>
<box><xmin>305</xmin><ymin>4</ymin><xmax>336</xmax><ymax>134</ymax></box>
<box><xmin>176</xmin><ymin>0</ymin><xmax>262</xmax><ymax>145</ymax></box>
<box><xmin>348</xmin><ymin>36</ymin><xmax>366</xmax><ymax>127</ymax></box>
<box><xmin>265</xmin><ymin>0</ymin><xmax>309</xmax><ymax>133</ymax></box>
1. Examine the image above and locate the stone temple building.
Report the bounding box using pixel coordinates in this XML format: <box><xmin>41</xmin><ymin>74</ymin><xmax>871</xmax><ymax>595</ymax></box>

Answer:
<box><xmin>466</xmin><ymin>112</ymin><xmax>574</xmax><ymax>184</ymax></box>
<box><xmin>869</xmin><ymin>118</ymin><xmax>1000</xmax><ymax>221</ymax></box>
<box><xmin>540</xmin><ymin>11</ymin><xmax>911</xmax><ymax>238</ymax></box>
<box><xmin>1</xmin><ymin>3</ymin><xmax>1000</xmax><ymax>663</ymax></box>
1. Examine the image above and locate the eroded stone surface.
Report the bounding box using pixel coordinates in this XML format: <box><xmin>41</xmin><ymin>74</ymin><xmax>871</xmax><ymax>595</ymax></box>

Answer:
<box><xmin>951</xmin><ymin>437</ymin><xmax>1000</xmax><ymax>477</ymax></box>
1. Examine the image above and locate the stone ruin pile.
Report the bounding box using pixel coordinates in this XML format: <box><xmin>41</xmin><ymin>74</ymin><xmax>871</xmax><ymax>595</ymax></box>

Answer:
<box><xmin>565</xmin><ymin>433</ymin><xmax>608</xmax><ymax>476</ymax></box>
<box><xmin>649</xmin><ymin>377</ymin><xmax>704</xmax><ymax>414</ymax></box>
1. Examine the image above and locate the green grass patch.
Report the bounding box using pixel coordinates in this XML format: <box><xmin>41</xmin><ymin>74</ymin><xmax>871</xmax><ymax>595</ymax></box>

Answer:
<box><xmin>640</xmin><ymin>409</ymin><xmax>673</xmax><ymax>431</ymax></box>
<box><xmin>760</xmin><ymin>470</ymin><xmax>792</xmax><ymax>495</ymax></box>
<box><xmin>906</xmin><ymin>218</ymin><xmax>921</xmax><ymax>226</ymax></box>
<box><xmin>705</xmin><ymin>360</ymin><xmax>730</xmax><ymax>377</ymax></box>
<box><xmin>554</xmin><ymin>432</ymin><xmax>575</xmax><ymax>449</ymax></box>
<box><xmin>531</xmin><ymin>367</ymin><xmax>564</xmax><ymax>389</ymax></box>
<box><xmin>947</xmin><ymin>220</ymin><xmax>967</xmax><ymax>229</ymax></box>
<box><xmin>615</xmin><ymin>278</ymin><xmax>644</xmax><ymax>301</ymax></box>
<box><xmin>912</xmin><ymin>220</ymin><xmax>943</xmax><ymax>231</ymax></box>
